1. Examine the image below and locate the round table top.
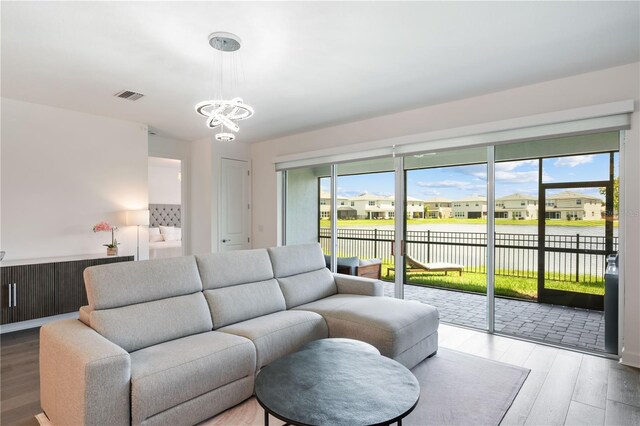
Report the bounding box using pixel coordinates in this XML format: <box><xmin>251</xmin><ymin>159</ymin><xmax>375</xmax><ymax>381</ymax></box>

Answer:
<box><xmin>254</xmin><ymin>338</ymin><xmax>420</xmax><ymax>426</ymax></box>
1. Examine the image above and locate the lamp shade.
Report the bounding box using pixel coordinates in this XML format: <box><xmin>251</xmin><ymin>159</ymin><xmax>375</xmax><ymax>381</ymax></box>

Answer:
<box><xmin>126</xmin><ymin>210</ymin><xmax>150</xmax><ymax>226</ymax></box>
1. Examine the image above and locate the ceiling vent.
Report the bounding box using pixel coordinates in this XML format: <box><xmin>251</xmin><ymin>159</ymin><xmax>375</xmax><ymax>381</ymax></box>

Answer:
<box><xmin>114</xmin><ymin>90</ymin><xmax>144</xmax><ymax>101</ymax></box>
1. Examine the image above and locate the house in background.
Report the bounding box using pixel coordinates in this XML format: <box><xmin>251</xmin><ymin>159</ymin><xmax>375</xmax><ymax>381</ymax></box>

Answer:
<box><xmin>406</xmin><ymin>196</ymin><xmax>426</xmax><ymax>218</ymax></box>
<box><xmin>350</xmin><ymin>194</ymin><xmax>395</xmax><ymax>219</ymax></box>
<box><xmin>424</xmin><ymin>198</ymin><xmax>453</xmax><ymax>219</ymax></box>
<box><xmin>546</xmin><ymin>191</ymin><xmax>603</xmax><ymax>220</ymax></box>
<box><xmin>319</xmin><ymin>191</ymin><xmax>351</xmax><ymax>219</ymax></box>
<box><xmin>452</xmin><ymin>196</ymin><xmax>488</xmax><ymax>219</ymax></box>
<box><xmin>496</xmin><ymin>193</ymin><xmax>538</xmax><ymax>220</ymax></box>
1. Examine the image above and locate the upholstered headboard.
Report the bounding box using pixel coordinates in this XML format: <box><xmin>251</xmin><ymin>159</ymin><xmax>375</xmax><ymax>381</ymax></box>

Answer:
<box><xmin>149</xmin><ymin>204</ymin><xmax>181</xmax><ymax>227</ymax></box>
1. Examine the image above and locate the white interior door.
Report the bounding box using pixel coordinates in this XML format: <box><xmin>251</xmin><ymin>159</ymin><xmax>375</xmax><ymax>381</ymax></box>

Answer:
<box><xmin>220</xmin><ymin>158</ymin><xmax>251</xmax><ymax>252</ymax></box>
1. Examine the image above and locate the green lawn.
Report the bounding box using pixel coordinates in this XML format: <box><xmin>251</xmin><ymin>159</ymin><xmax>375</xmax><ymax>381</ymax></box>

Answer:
<box><xmin>320</xmin><ymin>218</ymin><xmax>617</xmax><ymax>228</ymax></box>
<box><xmin>380</xmin><ymin>264</ymin><xmax>604</xmax><ymax>300</ymax></box>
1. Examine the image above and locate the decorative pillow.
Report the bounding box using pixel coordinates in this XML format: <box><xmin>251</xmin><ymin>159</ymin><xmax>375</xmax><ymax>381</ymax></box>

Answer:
<box><xmin>359</xmin><ymin>258</ymin><xmax>382</xmax><ymax>266</ymax></box>
<box><xmin>161</xmin><ymin>227</ymin><xmax>182</xmax><ymax>241</ymax></box>
<box><xmin>163</xmin><ymin>232</ymin><xmax>180</xmax><ymax>242</ymax></box>
<box><xmin>159</xmin><ymin>225</ymin><xmax>175</xmax><ymax>234</ymax></box>
<box><xmin>149</xmin><ymin>227</ymin><xmax>163</xmax><ymax>242</ymax></box>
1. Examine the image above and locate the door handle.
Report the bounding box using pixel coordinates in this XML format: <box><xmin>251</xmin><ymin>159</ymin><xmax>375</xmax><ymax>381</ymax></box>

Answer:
<box><xmin>12</xmin><ymin>283</ymin><xmax>16</xmax><ymax>307</ymax></box>
<box><xmin>8</xmin><ymin>283</ymin><xmax>12</xmax><ymax>308</ymax></box>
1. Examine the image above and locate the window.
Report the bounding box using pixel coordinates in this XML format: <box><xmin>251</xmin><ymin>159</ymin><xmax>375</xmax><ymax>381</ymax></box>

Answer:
<box><xmin>475</xmin><ymin>203</ymin><xmax>479</xmax><ymax>206</ymax></box>
<box><xmin>388</xmin><ymin>212</ymin><xmax>395</xmax><ymax>218</ymax></box>
<box><xmin>320</xmin><ymin>200</ymin><xmax>327</xmax><ymax>205</ymax></box>
<box><xmin>320</xmin><ymin>211</ymin><xmax>330</xmax><ymax>219</ymax></box>
<box><xmin>340</xmin><ymin>201</ymin><xmax>345</xmax><ymax>206</ymax></box>
<box><xmin>521</xmin><ymin>202</ymin><xmax>525</xmax><ymax>206</ymax></box>
<box><xmin>392</xmin><ymin>202</ymin><xmax>395</xmax><ymax>206</ymax></box>
<box><xmin>576</xmin><ymin>199</ymin><xmax>582</xmax><ymax>205</ymax></box>
<box><xmin>351</xmin><ymin>202</ymin><xmax>355</xmax><ymax>206</ymax></box>
<box><xmin>368</xmin><ymin>201</ymin><xmax>375</xmax><ymax>206</ymax></box>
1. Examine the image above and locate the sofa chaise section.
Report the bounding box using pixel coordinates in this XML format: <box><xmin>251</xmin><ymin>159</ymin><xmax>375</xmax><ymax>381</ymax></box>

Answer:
<box><xmin>269</xmin><ymin>243</ymin><xmax>439</xmax><ymax>369</ymax></box>
<box><xmin>195</xmin><ymin>249</ymin><xmax>328</xmax><ymax>371</ymax></box>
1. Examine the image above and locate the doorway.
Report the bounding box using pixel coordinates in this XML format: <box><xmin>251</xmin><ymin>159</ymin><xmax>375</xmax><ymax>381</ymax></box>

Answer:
<box><xmin>148</xmin><ymin>157</ymin><xmax>184</xmax><ymax>259</ymax></box>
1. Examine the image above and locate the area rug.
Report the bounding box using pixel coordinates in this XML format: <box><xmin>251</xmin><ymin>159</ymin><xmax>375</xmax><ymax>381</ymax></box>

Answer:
<box><xmin>403</xmin><ymin>348</ymin><xmax>529</xmax><ymax>425</ymax></box>
<box><xmin>36</xmin><ymin>348</ymin><xmax>529</xmax><ymax>426</ymax></box>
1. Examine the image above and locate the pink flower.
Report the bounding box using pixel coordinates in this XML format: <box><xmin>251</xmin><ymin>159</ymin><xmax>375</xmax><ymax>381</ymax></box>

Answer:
<box><xmin>93</xmin><ymin>221</ymin><xmax>113</xmax><ymax>232</ymax></box>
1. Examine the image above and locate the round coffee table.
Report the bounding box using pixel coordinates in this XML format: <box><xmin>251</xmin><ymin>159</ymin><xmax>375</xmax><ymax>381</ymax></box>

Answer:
<box><xmin>254</xmin><ymin>338</ymin><xmax>420</xmax><ymax>426</ymax></box>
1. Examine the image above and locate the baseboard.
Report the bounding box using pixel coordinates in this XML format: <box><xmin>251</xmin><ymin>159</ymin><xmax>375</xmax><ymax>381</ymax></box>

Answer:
<box><xmin>621</xmin><ymin>348</ymin><xmax>640</xmax><ymax>368</ymax></box>
<box><xmin>0</xmin><ymin>312</ymin><xmax>79</xmax><ymax>334</ymax></box>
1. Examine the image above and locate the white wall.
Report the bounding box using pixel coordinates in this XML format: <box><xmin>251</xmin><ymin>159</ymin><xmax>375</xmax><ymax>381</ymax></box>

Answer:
<box><xmin>190</xmin><ymin>136</ymin><xmax>250</xmax><ymax>255</ymax></box>
<box><xmin>1</xmin><ymin>98</ymin><xmax>148</xmax><ymax>260</ymax></box>
<box><xmin>250</xmin><ymin>62</ymin><xmax>640</xmax><ymax>367</ymax></box>
<box><xmin>148</xmin><ymin>160</ymin><xmax>181</xmax><ymax>205</ymax></box>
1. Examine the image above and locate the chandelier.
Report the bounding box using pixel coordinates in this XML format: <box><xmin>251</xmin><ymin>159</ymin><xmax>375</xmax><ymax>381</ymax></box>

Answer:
<box><xmin>195</xmin><ymin>32</ymin><xmax>254</xmax><ymax>142</ymax></box>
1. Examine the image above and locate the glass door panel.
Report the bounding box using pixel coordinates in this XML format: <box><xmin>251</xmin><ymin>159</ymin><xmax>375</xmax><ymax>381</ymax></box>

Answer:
<box><xmin>494</xmin><ymin>133</ymin><xmax>619</xmax><ymax>354</ymax></box>
<box><xmin>403</xmin><ymin>147</ymin><xmax>488</xmax><ymax>330</ymax></box>
<box><xmin>335</xmin><ymin>158</ymin><xmax>396</xmax><ymax>292</ymax></box>
<box><xmin>539</xmin><ymin>184</ymin><xmax>613</xmax><ymax>308</ymax></box>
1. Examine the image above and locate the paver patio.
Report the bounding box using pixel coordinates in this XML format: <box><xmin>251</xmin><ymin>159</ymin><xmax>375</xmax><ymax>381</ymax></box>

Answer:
<box><xmin>382</xmin><ymin>282</ymin><xmax>606</xmax><ymax>353</ymax></box>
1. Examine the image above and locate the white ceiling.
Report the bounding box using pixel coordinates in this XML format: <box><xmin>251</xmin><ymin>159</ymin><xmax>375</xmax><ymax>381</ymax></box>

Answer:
<box><xmin>2</xmin><ymin>2</ymin><xmax>639</xmax><ymax>144</ymax></box>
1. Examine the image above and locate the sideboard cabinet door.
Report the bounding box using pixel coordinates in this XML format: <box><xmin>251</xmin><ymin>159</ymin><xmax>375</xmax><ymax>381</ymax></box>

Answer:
<box><xmin>7</xmin><ymin>264</ymin><xmax>57</xmax><ymax>323</ymax></box>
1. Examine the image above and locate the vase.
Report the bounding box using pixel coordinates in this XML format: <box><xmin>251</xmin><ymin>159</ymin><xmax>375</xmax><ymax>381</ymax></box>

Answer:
<box><xmin>107</xmin><ymin>247</ymin><xmax>118</xmax><ymax>256</ymax></box>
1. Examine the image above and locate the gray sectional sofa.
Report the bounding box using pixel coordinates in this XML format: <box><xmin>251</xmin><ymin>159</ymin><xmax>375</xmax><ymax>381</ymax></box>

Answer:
<box><xmin>40</xmin><ymin>243</ymin><xmax>439</xmax><ymax>426</ymax></box>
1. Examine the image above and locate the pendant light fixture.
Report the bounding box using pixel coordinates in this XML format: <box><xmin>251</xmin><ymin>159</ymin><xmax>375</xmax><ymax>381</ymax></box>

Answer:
<box><xmin>195</xmin><ymin>32</ymin><xmax>254</xmax><ymax>142</ymax></box>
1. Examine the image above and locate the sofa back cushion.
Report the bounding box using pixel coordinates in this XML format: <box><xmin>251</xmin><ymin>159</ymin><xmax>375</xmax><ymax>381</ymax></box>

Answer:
<box><xmin>90</xmin><ymin>293</ymin><xmax>213</xmax><ymax>352</ymax></box>
<box><xmin>84</xmin><ymin>256</ymin><xmax>203</xmax><ymax>310</ymax></box>
<box><xmin>196</xmin><ymin>250</ymin><xmax>286</xmax><ymax>328</ymax></box>
<box><xmin>268</xmin><ymin>243</ymin><xmax>337</xmax><ymax>309</ymax></box>
<box><xmin>196</xmin><ymin>249</ymin><xmax>274</xmax><ymax>289</ymax></box>
<box><xmin>84</xmin><ymin>256</ymin><xmax>212</xmax><ymax>352</ymax></box>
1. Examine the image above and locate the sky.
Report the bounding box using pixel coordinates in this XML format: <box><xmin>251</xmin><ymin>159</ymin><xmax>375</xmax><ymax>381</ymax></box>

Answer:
<box><xmin>321</xmin><ymin>153</ymin><xmax>617</xmax><ymax>201</ymax></box>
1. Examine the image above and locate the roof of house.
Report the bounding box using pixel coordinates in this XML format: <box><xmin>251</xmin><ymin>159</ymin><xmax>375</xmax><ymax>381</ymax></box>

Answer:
<box><xmin>456</xmin><ymin>196</ymin><xmax>487</xmax><ymax>202</ymax></box>
<box><xmin>320</xmin><ymin>191</ymin><xmax>347</xmax><ymax>200</ymax></box>
<box><xmin>496</xmin><ymin>193</ymin><xmax>537</xmax><ymax>201</ymax></box>
<box><xmin>547</xmin><ymin>190</ymin><xmax>603</xmax><ymax>201</ymax></box>
<box><xmin>424</xmin><ymin>197</ymin><xmax>452</xmax><ymax>203</ymax></box>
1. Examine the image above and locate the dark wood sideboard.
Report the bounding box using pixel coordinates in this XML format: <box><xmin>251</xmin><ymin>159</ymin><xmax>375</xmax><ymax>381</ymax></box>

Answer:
<box><xmin>1</xmin><ymin>255</ymin><xmax>133</xmax><ymax>325</ymax></box>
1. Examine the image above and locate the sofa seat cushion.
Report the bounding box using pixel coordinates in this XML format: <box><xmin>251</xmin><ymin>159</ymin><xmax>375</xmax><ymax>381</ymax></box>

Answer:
<box><xmin>293</xmin><ymin>295</ymin><xmax>439</xmax><ymax>359</ymax></box>
<box><xmin>130</xmin><ymin>331</ymin><xmax>255</xmax><ymax>425</ymax></box>
<box><xmin>218</xmin><ymin>310</ymin><xmax>328</xmax><ymax>370</ymax></box>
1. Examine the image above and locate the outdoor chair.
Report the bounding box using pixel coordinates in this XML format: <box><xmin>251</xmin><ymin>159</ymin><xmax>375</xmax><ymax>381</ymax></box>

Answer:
<box><xmin>386</xmin><ymin>255</ymin><xmax>463</xmax><ymax>278</ymax></box>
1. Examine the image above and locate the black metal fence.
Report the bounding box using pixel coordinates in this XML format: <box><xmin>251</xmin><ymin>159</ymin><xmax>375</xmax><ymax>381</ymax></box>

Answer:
<box><xmin>319</xmin><ymin>228</ymin><xmax>617</xmax><ymax>284</ymax></box>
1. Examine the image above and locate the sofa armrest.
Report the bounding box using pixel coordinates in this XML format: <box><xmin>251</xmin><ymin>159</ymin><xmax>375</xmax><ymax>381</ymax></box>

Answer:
<box><xmin>40</xmin><ymin>319</ymin><xmax>131</xmax><ymax>426</ymax></box>
<box><xmin>333</xmin><ymin>273</ymin><xmax>384</xmax><ymax>296</ymax></box>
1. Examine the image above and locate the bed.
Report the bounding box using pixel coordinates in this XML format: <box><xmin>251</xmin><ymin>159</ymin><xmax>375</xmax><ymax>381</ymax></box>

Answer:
<box><xmin>148</xmin><ymin>204</ymin><xmax>183</xmax><ymax>259</ymax></box>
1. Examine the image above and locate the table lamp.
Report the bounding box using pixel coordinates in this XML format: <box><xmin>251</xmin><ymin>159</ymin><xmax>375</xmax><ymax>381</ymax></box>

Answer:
<box><xmin>126</xmin><ymin>210</ymin><xmax>150</xmax><ymax>261</ymax></box>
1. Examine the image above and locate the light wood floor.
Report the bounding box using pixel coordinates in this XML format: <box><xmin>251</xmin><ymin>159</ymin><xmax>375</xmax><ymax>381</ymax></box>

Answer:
<box><xmin>2</xmin><ymin>324</ymin><xmax>639</xmax><ymax>426</ymax></box>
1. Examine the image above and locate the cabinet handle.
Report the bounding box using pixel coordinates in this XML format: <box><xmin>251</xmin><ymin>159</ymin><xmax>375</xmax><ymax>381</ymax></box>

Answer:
<box><xmin>8</xmin><ymin>283</ymin><xmax>12</xmax><ymax>308</ymax></box>
<box><xmin>12</xmin><ymin>283</ymin><xmax>16</xmax><ymax>307</ymax></box>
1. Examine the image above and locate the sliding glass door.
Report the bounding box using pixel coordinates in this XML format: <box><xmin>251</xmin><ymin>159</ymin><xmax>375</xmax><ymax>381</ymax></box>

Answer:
<box><xmin>494</xmin><ymin>133</ymin><xmax>619</xmax><ymax>353</ymax></box>
<box><xmin>402</xmin><ymin>147</ymin><xmax>489</xmax><ymax>329</ymax></box>
<box><xmin>281</xmin><ymin>130</ymin><xmax>622</xmax><ymax>354</ymax></box>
